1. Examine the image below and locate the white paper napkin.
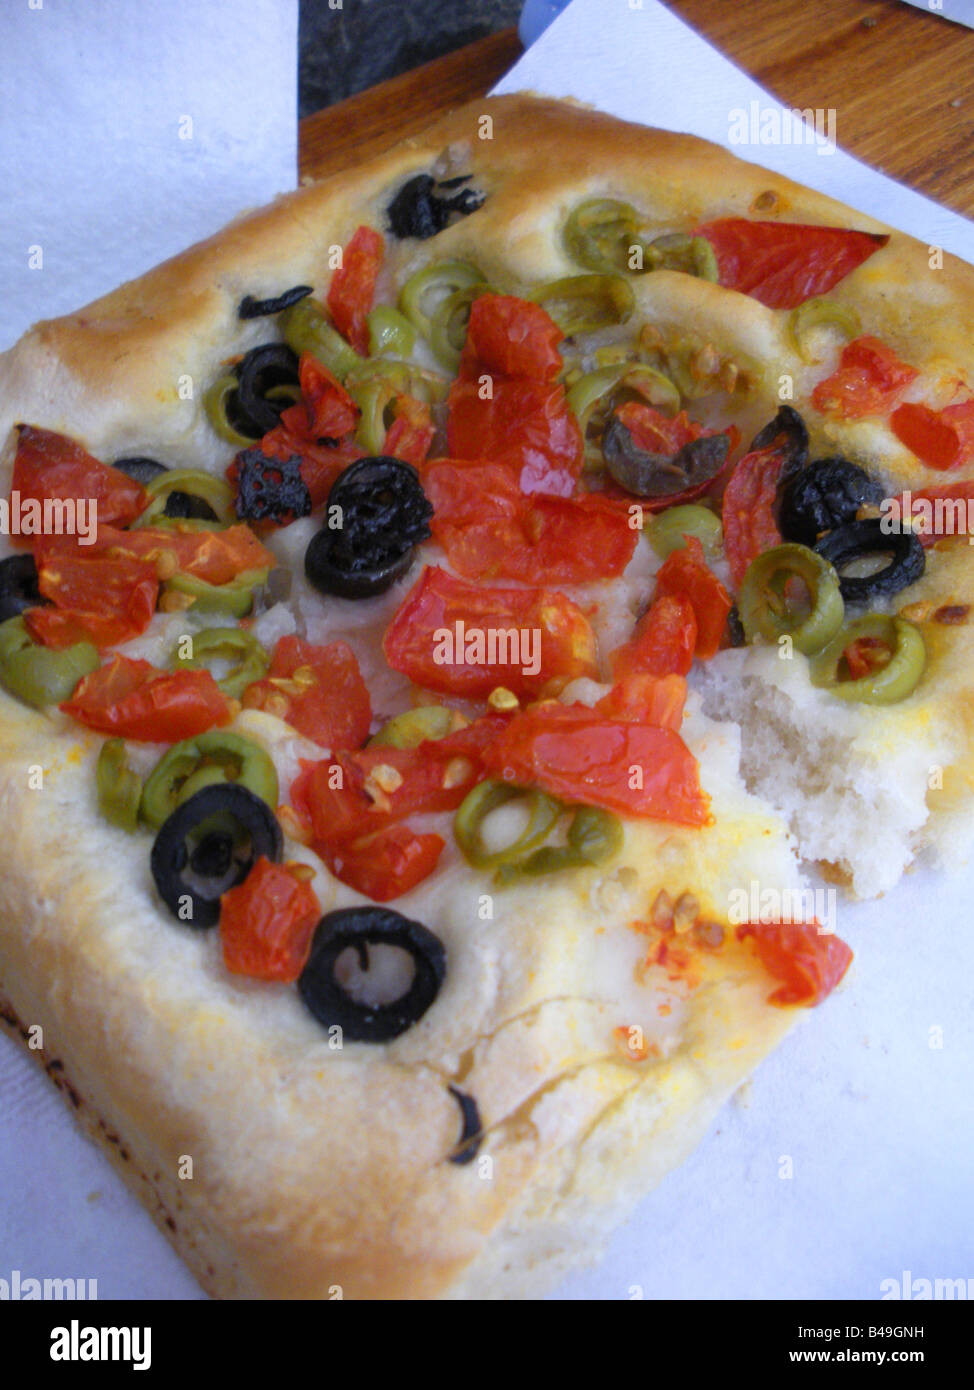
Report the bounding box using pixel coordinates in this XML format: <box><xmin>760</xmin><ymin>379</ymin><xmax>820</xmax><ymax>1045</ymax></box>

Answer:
<box><xmin>0</xmin><ymin>0</ymin><xmax>298</xmax><ymax>351</ymax></box>
<box><xmin>0</xmin><ymin>0</ymin><xmax>292</xmax><ymax>1299</ymax></box>
<box><xmin>495</xmin><ymin>0</ymin><xmax>974</xmax><ymax>1300</ymax></box>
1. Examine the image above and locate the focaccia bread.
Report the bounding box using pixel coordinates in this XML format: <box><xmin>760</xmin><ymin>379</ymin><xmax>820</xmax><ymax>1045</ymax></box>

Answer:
<box><xmin>0</xmin><ymin>93</ymin><xmax>972</xmax><ymax>1298</ymax></box>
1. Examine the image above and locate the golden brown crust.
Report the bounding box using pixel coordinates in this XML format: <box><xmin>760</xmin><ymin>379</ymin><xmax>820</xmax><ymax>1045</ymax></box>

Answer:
<box><xmin>0</xmin><ymin>92</ymin><xmax>970</xmax><ymax>1298</ymax></box>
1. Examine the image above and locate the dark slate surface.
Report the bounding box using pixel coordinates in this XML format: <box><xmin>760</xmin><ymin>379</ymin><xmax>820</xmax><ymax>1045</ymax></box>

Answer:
<box><xmin>299</xmin><ymin>0</ymin><xmax>522</xmax><ymax>118</ymax></box>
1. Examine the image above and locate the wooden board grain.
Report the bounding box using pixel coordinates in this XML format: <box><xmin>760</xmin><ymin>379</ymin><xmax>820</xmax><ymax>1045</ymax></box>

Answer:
<box><xmin>298</xmin><ymin>3</ymin><xmax>974</xmax><ymax>218</ymax></box>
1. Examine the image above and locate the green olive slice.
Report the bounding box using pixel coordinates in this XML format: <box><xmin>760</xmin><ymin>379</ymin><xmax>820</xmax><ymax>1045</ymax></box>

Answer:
<box><xmin>738</xmin><ymin>543</ymin><xmax>845</xmax><ymax>655</ymax></box>
<box><xmin>132</xmin><ymin>469</ymin><xmax>236</xmax><ymax>529</ymax></box>
<box><xmin>172</xmin><ymin>626</ymin><xmax>270</xmax><ymax>699</ymax></box>
<box><xmin>367</xmin><ymin>305</ymin><xmax>417</xmax><ymax>359</ymax></box>
<box><xmin>494</xmin><ymin>804</ymin><xmax>624</xmax><ymax>885</ymax></box>
<box><xmin>141</xmin><ymin>730</ymin><xmax>279</xmax><ymax>831</ymax></box>
<box><xmin>650</xmin><ymin>504</ymin><xmax>723</xmax><ymax>559</ymax></box>
<box><xmin>809</xmin><ymin>614</ymin><xmax>926</xmax><ymax>705</ymax></box>
<box><xmin>399</xmin><ymin>260</ymin><xmax>486</xmax><ymax>340</ymax></box>
<box><xmin>203</xmin><ymin>374</ymin><xmax>258</xmax><ymax>447</ymax></box>
<box><xmin>279</xmin><ymin>297</ymin><xmax>364</xmax><ymax>380</ymax></box>
<box><xmin>563</xmin><ymin>198</ymin><xmax>650</xmax><ymax>275</ymax></box>
<box><xmin>96</xmin><ymin>738</ymin><xmax>143</xmax><ymax>832</ymax></box>
<box><xmin>530</xmin><ymin>274</ymin><xmax>634</xmax><ymax>337</ymax></box>
<box><xmin>787</xmin><ymin>297</ymin><xmax>862</xmax><ymax>365</ymax></box>
<box><xmin>162</xmin><ymin>567</ymin><xmax>270</xmax><ymax>618</ymax></box>
<box><xmin>454</xmin><ymin>779</ymin><xmax>563</xmax><ymax>871</ymax></box>
<box><xmin>370</xmin><ymin>705</ymin><xmax>457</xmax><ymax>749</ymax></box>
<box><xmin>0</xmin><ymin>616</ymin><xmax>100</xmax><ymax>709</ymax></box>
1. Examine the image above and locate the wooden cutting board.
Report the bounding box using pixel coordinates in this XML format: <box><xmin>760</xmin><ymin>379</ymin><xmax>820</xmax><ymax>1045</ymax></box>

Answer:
<box><xmin>298</xmin><ymin>0</ymin><xmax>974</xmax><ymax>218</ymax></box>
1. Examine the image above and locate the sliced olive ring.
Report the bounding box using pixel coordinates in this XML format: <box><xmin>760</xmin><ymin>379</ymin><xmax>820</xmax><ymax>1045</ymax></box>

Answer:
<box><xmin>529</xmin><ymin>274</ymin><xmax>634</xmax><ymax>337</ymax></box>
<box><xmin>814</xmin><ymin>520</ymin><xmax>925</xmax><ymax>603</ymax></box>
<box><xmin>132</xmin><ymin>469</ymin><xmax>235</xmax><ymax>529</ymax></box>
<box><xmin>564</xmin><ymin>197</ymin><xmax>649</xmax><ymax>275</ymax></box>
<box><xmin>172</xmin><ymin>627</ymin><xmax>270</xmax><ymax>699</ymax></box>
<box><xmin>112</xmin><ymin>456</ymin><xmax>169</xmax><ymax>485</ymax></box>
<box><xmin>0</xmin><ymin>616</ymin><xmax>99</xmax><ymax>709</ymax></box>
<box><xmin>399</xmin><ymin>260</ymin><xmax>486</xmax><ymax>341</ymax></box>
<box><xmin>150</xmin><ymin>783</ymin><xmax>283</xmax><ymax>928</ymax></box>
<box><xmin>650</xmin><ymin>504</ymin><xmax>723</xmax><ymax>559</ymax></box>
<box><xmin>0</xmin><ymin>553</ymin><xmax>46</xmax><ymax>623</ymax></box>
<box><xmin>649</xmin><ymin>232</ymin><xmax>719</xmax><ymax>281</ymax></box>
<box><xmin>787</xmin><ymin>297</ymin><xmax>861</xmax><ymax>364</ymax></box>
<box><xmin>232</xmin><ymin>450</ymin><xmax>311</xmax><ymax>525</ymax></box>
<box><xmin>162</xmin><ymin>566</ymin><xmax>270</xmax><ymax>618</ymax></box>
<box><xmin>279</xmin><ymin>298</ymin><xmax>363</xmax><ymax>381</ymax></box>
<box><xmin>428</xmin><ymin>284</ymin><xmax>490</xmax><ymax>369</ymax></box>
<box><xmin>367</xmin><ymin>304</ymin><xmax>418</xmax><ymax>359</ymax></box>
<box><xmin>494</xmin><ymin>804</ymin><xmax>624</xmax><ymax>886</ymax></box>
<box><xmin>96</xmin><ymin>738</ymin><xmax>143</xmax><ymax>832</ymax></box>
<box><xmin>370</xmin><ymin>705</ymin><xmax>458</xmax><ymax>749</ymax></box>
<box><xmin>447</xmin><ymin>1086</ymin><xmax>483</xmax><ymax>1165</ymax></box>
<box><xmin>141</xmin><ymin>730</ymin><xmax>279</xmax><ymax>831</ymax></box>
<box><xmin>567</xmin><ymin>363</ymin><xmax>681</xmax><ymax>467</ymax></box>
<box><xmin>305</xmin><ymin>456</ymin><xmax>433</xmax><ymax>599</ymax></box>
<box><xmin>386</xmin><ymin>172</ymin><xmax>484</xmax><ymax>241</ymax></box>
<box><xmin>454</xmin><ymin>779</ymin><xmax>563</xmax><ymax>872</ymax></box>
<box><xmin>778</xmin><ymin>457</ymin><xmax>884</xmax><ymax>548</ymax></box>
<box><xmin>298</xmin><ymin>907</ymin><xmax>446</xmax><ymax>1041</ymax></box>
<box><xmin>204</xmin><ymin>374</ymin><xmax>261</xmax><ymax>447</ymax></box>
<box><xmin>233</xmin><ymin>343</ymin><xmax>300</xmax><ymax>438</ymax></box>
<box><xmin>238</xmin><ymin>285</ymin><xmax>313</xmax><ymax>319</ymax></box>
<box><xmin>738</xmin><ymin>543</ymin><xmax>845</xmax><ymax>655</ymax></box>
<box><xmin>809</xmin><ymin>614</ymin><xmax>926</xmax><ymax>705</ymax></box>
<box><xmin>601</xmin><ymin>412</ymin><xmax>730</xmax><ymax>500</ymax></box>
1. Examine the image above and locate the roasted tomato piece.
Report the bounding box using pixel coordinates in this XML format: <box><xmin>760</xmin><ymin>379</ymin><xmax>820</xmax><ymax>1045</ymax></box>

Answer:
<box><xmin>446</xmin><ymin>376</ymin><xmax>584</xmax><ymax>496</ymax></box>
<box><xmin>595</xmin><ymin>673</ymin><xmax>688</xmax><ymax>731</ymax></box>
<box><xmin>722</xmin><ymin>448</ymin><xmax>789</xmax><ymax>589</ymax></box>
<box><xmin>323</xmin><ymin>825</ymin><xmax>444</xmax><ymax>903</ymax></box>
<box><xmin>326</xmin><ymin>225</ymin><xmax>384</xmax><ymax>356</ymax></box>
<box><xmin>220</xmin><ymin>858</ymin><xmax>321</xmax><ymax>982</ymax></box>
<box><xmin>382</xmin><ymin>395</ymin><xmax>436</xmax><ymax>468</ymax></box>
<box><xmin>62</xmin><ymin>655</ymin><xmax>231</xmax><ymax>742</ymax></box>
<box><xmin>810</xmin><ymin>336</ymin><xmax>918</xmax><ymax>420</ymax></box>
<box><xmin>11</xmin><ymin>425</ymin><xmax>147</xmax><ymax>548</ymax></box>
<box><xmin>26</xmin><ymin>551</ymin><xmax>158</xmax><ymax>650</ymax></box>
<box><xmin>91</xmin><ymin>522</ymin><xmax>275</xmax><ymax>587</ymax></box>
<box><xmin>483</xmin><ymin>702</ymin><xmax>710</xmax><ymax>825</ymax></box>
<box><xmin>890</xmin><ymin>400</ymin><xmax>974</xmax><ymax>471</ymax></box>
<box><xmin>654</xmin><ymin>537</ymin><xmax>732</xmax><ymax>660</ymax></box>
<box><xmin>694</xmin><ymin>219</ymin><xmax>888</xmax><ymax>310</ymax></box>
<box><xmin>383</xmin><ymin>565</ymin><xmax>598</xmax><ymax>699</ymax></box>
<box><xmin>610</xmin><ymin>593</ymin><xmax>697</xmax><ymax>679</ymax></box>
<box><xmin>242</xmin><ymin>636</ymin><xmax>371</xmax><ymax>750</ymax></box>
<box><xmin>458</xmin><ymin>293</ymin><xmax>564</xmax><ymax>382</ymax></box>
<box><xmin>424</xmin><ymin>460</ymin><xmax>637</xmax><ymax>584</ymax></box>
<box><xmin>283</xmin><ymin>354</ymin><xmax>360</xmax><ymax>441</ymax></box>
<box><xmin>735</xmin><ymin>921</ymin><xmax>853</xmax><ymax>1006</ymax></box>
<box><xmin>893</xmin><ymin>480</ymin><xmax>974</xmax><ymax>548</ymax></box>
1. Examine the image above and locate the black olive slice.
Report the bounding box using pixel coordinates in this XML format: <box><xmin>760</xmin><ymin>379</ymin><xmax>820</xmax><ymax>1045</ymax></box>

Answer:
<box><xmin>725</xmin><ymin>603</ymin><xmax>746</xmax><ymax>649</ymax></box>
<box><xmin>233</xmin><ymin>343</ymin><xmax>300</xmax><ymax>439</ymax></box>
<box><xmin>233</xmin><ymin>450</ymin><xmax>311</xmax><ymax>524</ymax></box>
<box><xmin>238</xmin><ymin>285</ymin><xmax>313</xmax><ymax>320</ymax></box>
<box><xmin>447</xmin><ymin>1086</ymin><xmax>483</xmax><ymax>1166</ymax></box>
<box><xmin>304</xmin><ymin>456</ymin><xmax>433</xmax><ymax>598</ymax></box>
<box><xmin>298</xmin><ymin>907</ymin><xmax>446</xmax><ymax>1042</ymax></box>
<box><xmin>150</xmin><ymin>784</ymin><xmax>283</xmax><ymax>928</ymax></box>
<box><xmin>0</xmin><ymin>554</ymin><xmax>46</xmax><ymax>623</ymax></box>
<box><xmin>113</xmin><ymin>455</ymin><xmax>169</xmax><ymax>485</ymax></box>
<box><xmin>749</xmin><ymin>403</ymin><xmax>809</xmax><ymax>484</ymax></box>
<box><xmin>601</xmin><ymin>413</ymin><xmax>730</xmax><ymax>499</ymax></box>
<box><xmin>778</xmin><ymin>456</ymin><xmax>884</xmax><ymax>547</ymax></box>
<box><xmin>814</xmin><ymin>519</ymin><xmax>925</xmax><ymax>602</ymax></box>
<box><xmin>387</xmin><ymin>172</ymin><xmax>485</xmax><ymax>241</ymax></box>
